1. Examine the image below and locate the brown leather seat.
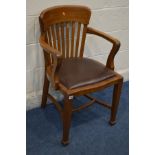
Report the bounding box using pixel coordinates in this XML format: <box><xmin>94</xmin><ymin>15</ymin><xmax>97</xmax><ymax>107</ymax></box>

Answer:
<box><xmin>58</xmin><ymin>57</ymin><xmax>115</xmax><ymax>89</ymax></box>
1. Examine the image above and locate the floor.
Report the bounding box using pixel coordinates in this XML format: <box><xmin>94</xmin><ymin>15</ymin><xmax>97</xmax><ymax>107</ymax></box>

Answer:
<box><xmin>26</xmin><ymin>81</ymin><xmax>129</xmax><ymax>155</ymax></box>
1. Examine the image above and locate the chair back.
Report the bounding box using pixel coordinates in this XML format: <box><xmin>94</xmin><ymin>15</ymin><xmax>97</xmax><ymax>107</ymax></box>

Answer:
<box><xmin>39</xmin><ymin>5</ymin><xmax>91</xmax><ymax>58</ymax></box>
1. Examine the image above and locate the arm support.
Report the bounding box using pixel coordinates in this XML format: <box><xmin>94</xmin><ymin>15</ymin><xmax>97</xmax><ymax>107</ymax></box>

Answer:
<box><xmin>87</xmin><ymin>27</ymin><xmax>121</xmax><ymax>70</ymax></box>
<box><xmin>39</xmin><ymin>35</ymin><xmax>62</xmax><ymax>57</ymax></box>
<box><xmin>39</xmin><ymin>35</ymin><xmax>62</xmax><ymax>88</ymax></box>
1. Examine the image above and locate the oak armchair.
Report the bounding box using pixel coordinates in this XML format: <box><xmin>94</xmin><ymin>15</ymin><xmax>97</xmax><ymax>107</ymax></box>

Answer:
<box><xmin>39</xmin><ymin>5</ymin><xmax>123</xmax><ymax>145</ymax></box>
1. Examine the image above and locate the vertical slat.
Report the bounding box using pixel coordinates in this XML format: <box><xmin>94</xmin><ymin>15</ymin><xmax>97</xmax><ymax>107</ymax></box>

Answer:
<box><xmin>71</xmin><ymin>22</ymin><xmax>75</xmax><ymax>57</ymax></box>
<box><xmin>43</xmin><ymin>32</ymin><xmax>51</xmax><ymax>67</ymax></box>
<box><xmin>79</xmin><ymin>24</ymin><xmax>87</xmax><ymax>57</ymax></box>
<box><xmin>66</xmin><ymin>22</ymin><xmax>70</xmax><ymax>58</ymax></box>
<box><xmin>61</xmin><ymin>23</ymin><xmax>65</xmax><ymax>58</ymax></box>
<box><xmin>46</xmin><ymin>31</ymin><xmax>54</xmax><ymax>65</ymax></box>
<box><xmin>56</xmin><ymin>24</ymin><xmax>61</xmax><ymax>51</ymax></box>
<box><xmin>45</xmin><ymin>31</ymin><xmax>49</xmax><ymax>43</ymax></box>
<box><xmin>51</xmin><ymin>25</ymin><xmax>56</xmax><ymax>49</ymax></box>
<box><xmin>75</xmin><ymin>23</ymin><xmax>81</xmax><ymax>57</ymax></box>
<box><xmin>47</xmin><ymin>27</ymin><xmax>53</xmax><ymax>47</ymax></box>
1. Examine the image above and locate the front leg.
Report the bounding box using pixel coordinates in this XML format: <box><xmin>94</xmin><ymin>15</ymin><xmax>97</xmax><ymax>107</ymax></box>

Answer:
<box><xmin>61</xmin><ymin>95</ymin><xmax>73</xmax><ymax>145</ymax></box>
<box><xmin>109</xmin><ymin>80</ymin><xmax>123</xmax><ymax>125</ymax></box>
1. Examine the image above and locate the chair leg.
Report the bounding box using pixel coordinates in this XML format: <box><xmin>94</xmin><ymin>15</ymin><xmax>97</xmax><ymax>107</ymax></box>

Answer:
<box><xmin>41</xmin><ymin>74</ymin><xmax>49</xmax><ymax>108</ymax></box>
<box><xmin>109</xmin><ymin>81</ymin><xmax>123</xmax><ymax>125</ymax></box>
<box><xmin>61</xmin><ymin>95</ymin><xmax>73</xmax><ymax>145</ymax></box>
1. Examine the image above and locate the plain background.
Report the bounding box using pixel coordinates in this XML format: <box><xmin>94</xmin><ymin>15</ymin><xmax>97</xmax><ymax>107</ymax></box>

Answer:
<box><xmin>0</xmin><ymin>0</ymin><xmax>155</xmax><ymax>155</ymax></box>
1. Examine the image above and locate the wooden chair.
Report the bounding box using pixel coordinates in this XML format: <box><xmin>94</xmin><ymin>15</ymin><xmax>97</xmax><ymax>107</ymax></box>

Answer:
<box><xmin>39</xmin><ymin>5</ymin><xmax>123</xmax><ymax>145</ymax></box>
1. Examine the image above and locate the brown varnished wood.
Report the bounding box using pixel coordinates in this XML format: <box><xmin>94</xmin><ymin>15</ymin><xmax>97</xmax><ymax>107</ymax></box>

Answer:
<box><xmin>40</xmin><ymin>5</ymin><xmax>91</xmax><ymax>59</ymax></box>
<box><xmin>51</xmin><ymin>25</ymin><xmax>57</xmax><ymax>49</ymax></box>
<box><xmin>79</xmin><ymin>24</ymin><xmax>87</xmax><ymax>57</ymax></box>
<box><xmin>66</xmin><ymin>22</ymin><xmax>70</xmax><ymax>58</ymax></box>
<box><xmin>39</xmin><ymin>5</ymin><xmax>123</xmax><ymax>145</ymax></box>
<box><xmin>75</xmin><ymin>23</ymin><xmax>81</xmax><ymax>57</ymax></box>
<box><xmin>39</xmin><ymin>35</ymin><xmax>62</xmax><ymax>56</ymax></box>
<box><xmin>40</xmin><ymin>5</ymin><xmax>91</xmax><ymax>32</ymax></box>
<box><xmin>39</xmin><ymin>35</ymin><xmax>61</xmax><ymax>89</ymax></box>
<box><xmin>72</xmin><ymin>99</ymin><xmax>95</xmax><ymax>112</ymax></box>
<box><xmin>47</xmin><ymin>94</ymin><xmax>63</xmax><ymax>116</ymax></box>
<box><xmin>41</xmin><ymin>73</ymin><xmax>50</xmax><ymax>108</ymax></box>
<box><xmin>57</xmin><ymin>73</ymin><xmax>122</xmax><ymax>96</ymax></box>
<box><xmin>56</xmin><ymin>24</ymin><xmax>61</xmax><ymax>51</ymax></box>
<box><xmin>61</xmin><ymin>95</ymin><xmax>73</xmax><ymax>145</ymax></box>
<box><xmin>43</xmin><ymin>30</ymin><xmax>52</xmax><ymax>68</ymax></box>
<box><xmin>109</xmin><ymin>80</ymin><xmax>123</xmax><ymax>125</ymax></box>
<box><xmin>71</xmin><ymin>94</ymin><xmax>112</xmax><ymax>113</ymax></box>
<box><xmin>47</xmin><ymin>27</ymin><xmax>53</xmax><ymax>47</ymax></box>
<box><xmin>60</xmin><ymin>23</ymin><xmax>65</xmax><ymax>57</ymax></box>
<box><xmin>87</xmin><ymin>27</ymin><xmax>121</xmax><ymax>70</ymax></box>
<box><xmin>84</xmin><ymin>94</ymin><xmax>111</xmax><ymax>109</ymax></box>
<box><xmin>71</xmin><ymin>22</ymin><xmax>75</xmax><ymax>57</ymax></box>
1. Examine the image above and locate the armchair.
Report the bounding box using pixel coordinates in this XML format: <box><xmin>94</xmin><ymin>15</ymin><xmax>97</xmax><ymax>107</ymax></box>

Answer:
<box><xmin>39</xmin><ymin>5</ymin><xmax>123</xmax><ymax>145</ymax></box>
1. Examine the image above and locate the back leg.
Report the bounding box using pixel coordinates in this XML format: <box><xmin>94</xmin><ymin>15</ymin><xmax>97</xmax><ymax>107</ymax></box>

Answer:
<box><xmin>41</xmin><ymin>73</ymin><xmax>49</xmax><ymax>108</ymax></box>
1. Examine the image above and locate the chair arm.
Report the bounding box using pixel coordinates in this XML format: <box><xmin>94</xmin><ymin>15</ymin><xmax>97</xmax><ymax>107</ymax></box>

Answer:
<box><xmin>87</xmin><ymin>27</ymin><xmax>121</xmax><ymax>70</ymax></box>
<box><xmin>39</xmin><ymin>35</ymin><xmax>62</xmax><ymax>57</ymax></box>
<box><xmin>39</xmin><ymin>35</ymin><xmax>62</xmax><ymax>89</ymax></box>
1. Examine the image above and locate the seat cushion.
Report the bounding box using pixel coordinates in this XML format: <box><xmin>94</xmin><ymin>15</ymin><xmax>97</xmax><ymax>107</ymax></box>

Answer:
<box><xmin>58</xmin><ymin>57</ymin><xmax>115</xmax><ymax>89</ymax></box>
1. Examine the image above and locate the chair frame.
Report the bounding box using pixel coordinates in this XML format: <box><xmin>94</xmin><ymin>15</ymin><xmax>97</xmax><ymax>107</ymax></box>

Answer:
<box><xmin>39</xmin><ymin>5</ymin><xmax>123</xmax><ymax>145</ymax></box>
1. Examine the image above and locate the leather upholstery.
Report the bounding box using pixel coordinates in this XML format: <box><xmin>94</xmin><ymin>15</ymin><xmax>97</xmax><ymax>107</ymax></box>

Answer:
<box><xmin>58</xmin><ymin>58</ymin><xmax>115</xmax><ymax>89</ymax></box>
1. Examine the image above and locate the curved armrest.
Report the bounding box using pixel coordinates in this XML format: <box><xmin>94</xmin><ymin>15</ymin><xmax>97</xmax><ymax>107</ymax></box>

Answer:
<box><xmin>87</xmin><ymin>27</ymin><xmax>121</xmax><ymax>70</ymax></box>
<box><xmin>39</xmin><ymin>35</ymin><xmax>62</xmax><ymax>57</ymax></box>
<box><xmin>39</xmin><ymin>35</ymin><xmax>62</xmax><ymax>88</ymax></box>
